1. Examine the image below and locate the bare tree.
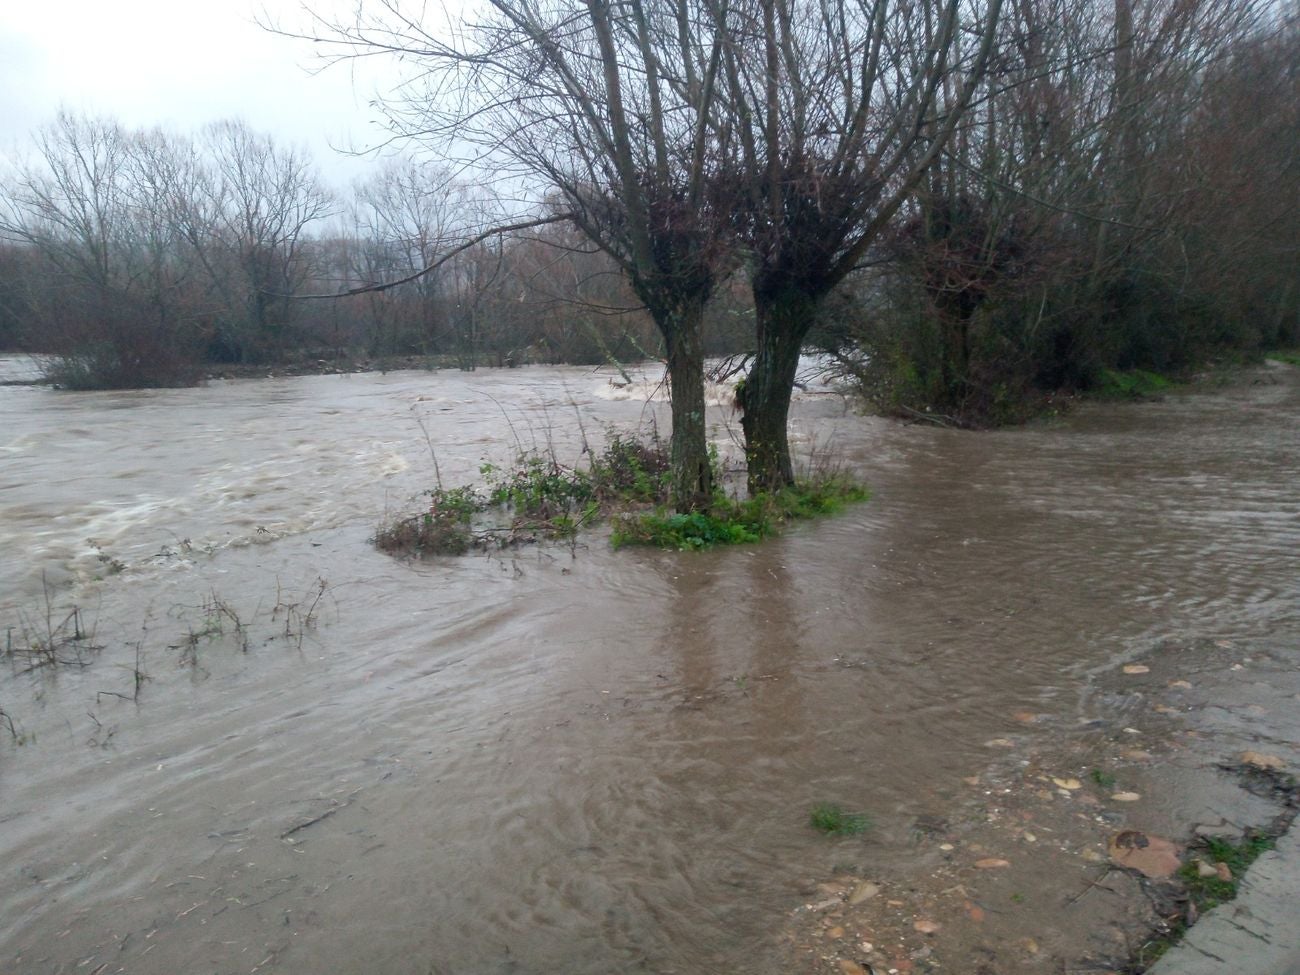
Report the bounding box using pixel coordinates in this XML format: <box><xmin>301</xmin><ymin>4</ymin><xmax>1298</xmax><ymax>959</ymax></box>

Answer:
<box><xmin>286</xmin><ymin>0</ymin><xmax>736</xmax><ymax>510</ymax></box>
<box><xmin>0</xmin><ymin>113</ymin><xmax>208</xmax><ymax>386</ymax></box>
<box><xmin>200</xmin><ymin>120</ymin><xmax>334</xmax><ymax>362</ymax></box>
<box><xmin>347</xmin><ymin>158</ymin><xmax>471</xmax><ymax>355</ymax></box>
<box><xmin>718</xmin><ymin>0</ymin><xmax>1005</xmax><ymax>490</ymax></box>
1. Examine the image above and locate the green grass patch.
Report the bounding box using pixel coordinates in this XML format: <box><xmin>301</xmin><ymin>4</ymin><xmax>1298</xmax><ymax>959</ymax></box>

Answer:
<box><xmin>610</xmin><ymin>478</ymin><xmax>870</xmax><ymax>551</ymax></box>
<box><xmin>1177</xmin><ymin>833</ymin><xmax>1275</xmax><ymax>911</ymax></box>
<box><xmin>1093</xmin><ymin>368</ymin><xmax>1176</xmax><ymax>400</ymax></box>
<box><xmin>1129</xmin><ymin>830</ymin><xmax>1279</xmax><ymax>971</ymax></box>
<box><xmin>1264</xmin><ymin>349</ymin><xmax>1300</xmax><ymax>367</ymax></box>
<box><xmin>809</xmin><ymin>803</ymin><xmax>871</xmax><ymax>836</ymax></box>
<box><xmin>1090</xmin><ymin>767</ymin><xmax>1117</xmax><ymax>789</ymax></box>
<box><xmin>612</xmin><ymin>507</ymin><xmax>765</xmax><ymax>549</ymax></box>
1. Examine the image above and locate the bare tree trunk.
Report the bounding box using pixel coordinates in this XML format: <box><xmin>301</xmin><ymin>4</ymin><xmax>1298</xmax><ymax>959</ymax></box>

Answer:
<box><xmin>663</xmin><ymin>301</ymin><xmax>714</xmax><ymax>510</ymax></box>
<box><xmin>740</xmin><ymin>287</ymin><xmax>817</xmax><ymax>493</ymax></box>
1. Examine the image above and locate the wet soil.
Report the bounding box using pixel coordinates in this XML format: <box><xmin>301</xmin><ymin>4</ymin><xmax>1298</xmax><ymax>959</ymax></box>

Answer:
<box><xmin>783</xmin><ymin>637</ymin><xmax>1300</xmax><ymax>975</ymax></box>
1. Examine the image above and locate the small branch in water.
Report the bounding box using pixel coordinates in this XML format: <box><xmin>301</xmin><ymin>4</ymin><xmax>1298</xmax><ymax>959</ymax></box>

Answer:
<box><xmin>280</xmin><ymin>789</ymin><xmax>361</xmax><ymax>840</ymax></box>
<box><xmin>898</xmin><ymin>405</ymin><xmax>962</xmax><ymax>428</ymax></box>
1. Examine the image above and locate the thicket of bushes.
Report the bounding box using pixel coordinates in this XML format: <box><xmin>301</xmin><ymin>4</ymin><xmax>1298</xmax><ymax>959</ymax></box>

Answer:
<box><xmin>816</xmin><ymin>16</ymin><xmax>1298</xmax><ymax>424</ymax></box>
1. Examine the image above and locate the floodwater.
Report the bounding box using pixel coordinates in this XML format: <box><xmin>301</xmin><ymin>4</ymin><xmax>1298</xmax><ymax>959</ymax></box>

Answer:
<box><xmin>1</xmin><ymin>358</ymin><xmax>1297</xmax><ymax>974</ymax></box>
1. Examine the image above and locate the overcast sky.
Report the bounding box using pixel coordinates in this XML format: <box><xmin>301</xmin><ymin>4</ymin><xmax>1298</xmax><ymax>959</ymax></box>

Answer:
<box><xmin>0</xmin><ymin>0</ymin><xmax>411</xmax><ymax>188</ymax></box>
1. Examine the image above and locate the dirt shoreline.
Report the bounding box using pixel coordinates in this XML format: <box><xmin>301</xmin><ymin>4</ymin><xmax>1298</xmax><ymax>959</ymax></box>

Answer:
<box><xmin>781</xmin><ymin>636</ymin><xmax>1300</xmax><ymax>975</ymax></box>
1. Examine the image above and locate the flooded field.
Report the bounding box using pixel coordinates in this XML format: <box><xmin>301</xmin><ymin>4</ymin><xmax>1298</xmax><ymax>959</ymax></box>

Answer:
<box><xmin>2</xmin><ymin>358</ymin><xmax>1297</xmax><ymax>974</ymax></box>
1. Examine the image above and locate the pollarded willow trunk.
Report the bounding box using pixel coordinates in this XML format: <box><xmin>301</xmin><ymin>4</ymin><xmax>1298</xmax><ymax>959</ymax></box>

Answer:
<box><xmin>663</xmin><ymin>304</ymin><xmax>714</xmax><ymax>512</ymax></box>
<box><xmin>740</xmin><ymin>289</ymin><xmax>818</xmax><ymax>495</ymax></box>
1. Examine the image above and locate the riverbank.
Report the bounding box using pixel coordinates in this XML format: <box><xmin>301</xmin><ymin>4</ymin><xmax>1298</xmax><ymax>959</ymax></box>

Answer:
<box><xmin>783</xmin><ymin>636</ymin><xmax>1300</xmax><ymax>974</ymax></box>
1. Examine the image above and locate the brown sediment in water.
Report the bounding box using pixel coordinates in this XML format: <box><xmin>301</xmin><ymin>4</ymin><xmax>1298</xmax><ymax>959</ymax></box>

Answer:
<box><xmin>0</xmin><ymin>360</ymin><xmax>1297</xmax><ymax>974</ymax></box>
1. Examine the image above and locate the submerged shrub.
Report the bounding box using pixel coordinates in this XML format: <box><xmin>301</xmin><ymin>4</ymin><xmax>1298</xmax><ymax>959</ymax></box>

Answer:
<box><xmin>482</xmin><ymin>456</ymin><xmax>593</xmax><ymax>518</ymax></box>
<box><xmin>590</xmin><ymin>428</ymin><xmax>671</xmax><ymax>504</ymax></box>
<box><xmin>376</xmin><ymin>428</ymin><xmax>867</xmax><ymax>559</ymax></box>
<box><xmin>374</xmin><ymin>484</ymin><xmax>484</xmax><ymax>556</ymax></box>
<box><xmin>809</xmin><ymin>803</ymin><xmax>871</xmax><ymax>836</ymax></box>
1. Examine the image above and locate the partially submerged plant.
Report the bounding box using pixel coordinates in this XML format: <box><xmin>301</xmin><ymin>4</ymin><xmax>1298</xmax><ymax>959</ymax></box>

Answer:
<box><xmin>375</xmin><ymin>424</ymin><xmax>866</xmax><ymax>558</ymax></box>
<box><xmin>483</xmin><ymin>456</ymin><xmax>592</xmax><ymax>517</ymax></box>
<box><xmin>376</xmin><ymin>428</ymin><xmax>672</xmax><ymax>558</ymax></box>
<box><xmin>1090</xmin><ymin>767</ymin><xmax>1118</xmax><ymax>789</ymax></box>
<box><xmin>589</xmin><ymin>428</ymin><xmax>671</xmax><ymax>504</ymax></box>
<box><xmin>375</xmin><ymin>486</ymin><xmax>483</xmax><ymax>557</ymax></box>
<box><xmin>810</xmin><ymin>803</ymin><xmax>871</xmax><ymax>836</ymax></box>
<box><xmin>611</xmin><ymin>477</ymin><xmax>870</xmax><ymax>551</ymax></box>
<box><xmin>4</xmin><ymin>575</ymin><xmax>100</xmax><ymax>671</ymax></box>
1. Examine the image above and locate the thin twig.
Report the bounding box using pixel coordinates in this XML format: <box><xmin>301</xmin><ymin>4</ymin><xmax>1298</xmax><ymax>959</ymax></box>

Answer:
<box><xmin>1067</xmin><ymin>866</ymin><xmax>1118</xmax><ymax>905</ymax></box>
<box><xmin>898</xmin><ymin>405</ymin><xmax>963</xmax><ymax>428</ymax></box>
<box><xmin>278</xmin><ymin>214</ymin><xmax>571</xmax><ymax>300</ymax></box>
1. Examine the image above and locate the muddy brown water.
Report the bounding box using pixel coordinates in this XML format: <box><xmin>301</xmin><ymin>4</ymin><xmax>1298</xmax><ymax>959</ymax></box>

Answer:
<box><xmin>1</xmin><ymin>359</ymin><xmax>1297</xmax><ymax>974</ymax></box>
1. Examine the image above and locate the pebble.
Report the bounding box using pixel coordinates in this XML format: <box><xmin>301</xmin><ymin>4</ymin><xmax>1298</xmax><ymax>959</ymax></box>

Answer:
<box><xmin>807</xmin><ymin>897</ymin><xmax>843</xmax><ymax>912</ymax></box>
<box><xmin>1241</xmin><ymin>750</ymin><xmax>1285</xmax><ymax>770</ymax></box>
<box><xmin>848</xmin><ymin>882</ymin><xmax>880</xmax><ymax>905</ymax></box>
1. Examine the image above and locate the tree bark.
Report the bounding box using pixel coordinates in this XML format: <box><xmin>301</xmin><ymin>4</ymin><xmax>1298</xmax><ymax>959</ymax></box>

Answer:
<box><xmin>663</xmin><ymin>300</ymin><xmax>714</xmax><ymax>511</ymax></box>
<box><xmin>740</xmin><ymin>288</ymin><xmax>818</xmax><ymax>494</ymax></box>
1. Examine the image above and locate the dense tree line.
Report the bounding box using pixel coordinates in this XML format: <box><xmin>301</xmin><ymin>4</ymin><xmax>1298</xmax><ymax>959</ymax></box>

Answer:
<box><xmin>1</xmin><ymin>0</ymin><xmax>1295</xmax><ymax>508</ymax></box>
<box><xmin>0</xmin><ymin>116</ymin><xmax>734</xmax><ymax>385</ymax></box>
<box><xmin>825</xmin><ymin>0</ymin><xmax>1299</xmax><ymax>425</ymax></box>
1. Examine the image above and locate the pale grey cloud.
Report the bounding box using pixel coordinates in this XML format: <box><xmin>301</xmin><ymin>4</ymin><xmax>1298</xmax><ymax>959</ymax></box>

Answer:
<box><xmin>0</xmin><ymin>0</ymin><xmax>413</xmax><ymax>188</ymax></box>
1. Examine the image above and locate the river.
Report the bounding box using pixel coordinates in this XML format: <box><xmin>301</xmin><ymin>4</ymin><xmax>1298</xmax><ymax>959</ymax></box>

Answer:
<box><xmin>1</xmin><ymin>358</ymin><xmax>1297</xmax><ymax>974</ymax></box>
